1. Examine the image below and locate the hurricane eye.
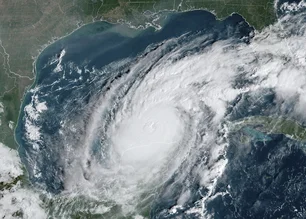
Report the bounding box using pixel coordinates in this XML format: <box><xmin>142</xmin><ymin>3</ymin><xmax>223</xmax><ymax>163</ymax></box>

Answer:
<box><xmin>13</xmin><ymin>7</ymin><xmax>306</xmax><ymax>219</ymax></box>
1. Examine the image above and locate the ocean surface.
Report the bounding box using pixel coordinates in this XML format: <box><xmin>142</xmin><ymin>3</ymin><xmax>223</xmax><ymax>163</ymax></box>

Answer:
<box><xmin>16</xmin><ymin>8</ymin><xmax>306</xmax><ymax>219</ymax></box>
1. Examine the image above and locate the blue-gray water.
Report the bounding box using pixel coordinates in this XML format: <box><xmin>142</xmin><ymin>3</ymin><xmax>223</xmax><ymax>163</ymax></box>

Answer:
<box><xmin>16</xmin><ymin>10</ymin><xmax>253</xmax><ymax>193</ymax></box>
<box><xmin>15</xmin><ymin>9</ymin><xmax>306</xmax><ymax>219</ymax></box>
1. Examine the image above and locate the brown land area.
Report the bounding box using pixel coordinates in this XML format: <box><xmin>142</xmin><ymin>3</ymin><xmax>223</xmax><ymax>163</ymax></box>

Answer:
<box><xmin>0</xmin><ymin>0</ymin><xmax>275</xmax><ymax>148</ymax></box>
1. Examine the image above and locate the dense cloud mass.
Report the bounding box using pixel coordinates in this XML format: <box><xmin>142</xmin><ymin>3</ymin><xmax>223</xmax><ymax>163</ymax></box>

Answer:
<box><xmin>16</xmin><ymin>5</ymin><xmax>306</xmax><ymax>218</ymax></box>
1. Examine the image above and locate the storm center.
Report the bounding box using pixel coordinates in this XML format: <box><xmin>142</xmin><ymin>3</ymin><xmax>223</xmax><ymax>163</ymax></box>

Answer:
<box><xmin>111</xmin><ymin>104</ymin><xmax>184</xmax><ymax>165</ymax></box>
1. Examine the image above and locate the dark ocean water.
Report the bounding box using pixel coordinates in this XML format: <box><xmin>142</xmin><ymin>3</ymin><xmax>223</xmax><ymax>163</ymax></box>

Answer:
<box><xmin>15</xmin><ymin>8</ymin><xmax>306</xmax><ymax>219</ymax></box>
<box><xmin>16</xmin><ymin>10</ymin><xmax>252</xmax><ymax>192</ymax></box>
<box><xmin>208</xmin><ymin>89</ymin><xmax>306</xmax><ymax>219</ymax></box>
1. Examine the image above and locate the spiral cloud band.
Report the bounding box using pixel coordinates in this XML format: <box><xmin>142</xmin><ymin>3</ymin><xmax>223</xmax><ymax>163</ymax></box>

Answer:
<box><xmin>16</xmin><ymin>9</ymin><xmax>306</xmax><ymax>218</ymax></box>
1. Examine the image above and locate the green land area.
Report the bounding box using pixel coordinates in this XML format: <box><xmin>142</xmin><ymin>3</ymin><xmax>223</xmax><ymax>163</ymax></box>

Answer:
<box><xmin>0</xmin><ymin>0</ymin><xmax>276</xmax><ymax>149</ymax></box>
<box><xmin>230</xmin><ymin>116</ymin><xmax>306</xmax><ymax>142</ymax></box>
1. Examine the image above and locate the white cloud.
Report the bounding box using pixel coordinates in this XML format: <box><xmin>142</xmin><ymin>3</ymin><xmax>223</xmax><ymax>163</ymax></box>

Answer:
<box><xmin>0</xmin><ymin>143</ymin><xmax>46</xmax><ymax>219</ymax></box>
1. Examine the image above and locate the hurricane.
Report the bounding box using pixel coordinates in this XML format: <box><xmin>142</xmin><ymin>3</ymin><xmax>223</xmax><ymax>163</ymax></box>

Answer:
<box><xmin>16</xmin><ymin>7</ymin><xmax>306</xmax><ymax>219</ymax></box>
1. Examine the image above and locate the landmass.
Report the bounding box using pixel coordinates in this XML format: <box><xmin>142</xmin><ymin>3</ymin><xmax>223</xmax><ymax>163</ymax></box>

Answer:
<box><xmin>0</xmin><ymin>142</ymin><xmax>46</xmax><ymax>218</ymax></box>
<box><xmin>0</xmin><ymin>1</ymin><xmax>276</xmax><ymax>218</ymax></box>
<box><xmin>230</xmin><ymin>116</ymin><xmax>306</xmax><ymax>142</ymax></box>
<box><xmin>0</xmin><ymin>0</ymin><xmax>275</xmax><ymax>150</ymax></box>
